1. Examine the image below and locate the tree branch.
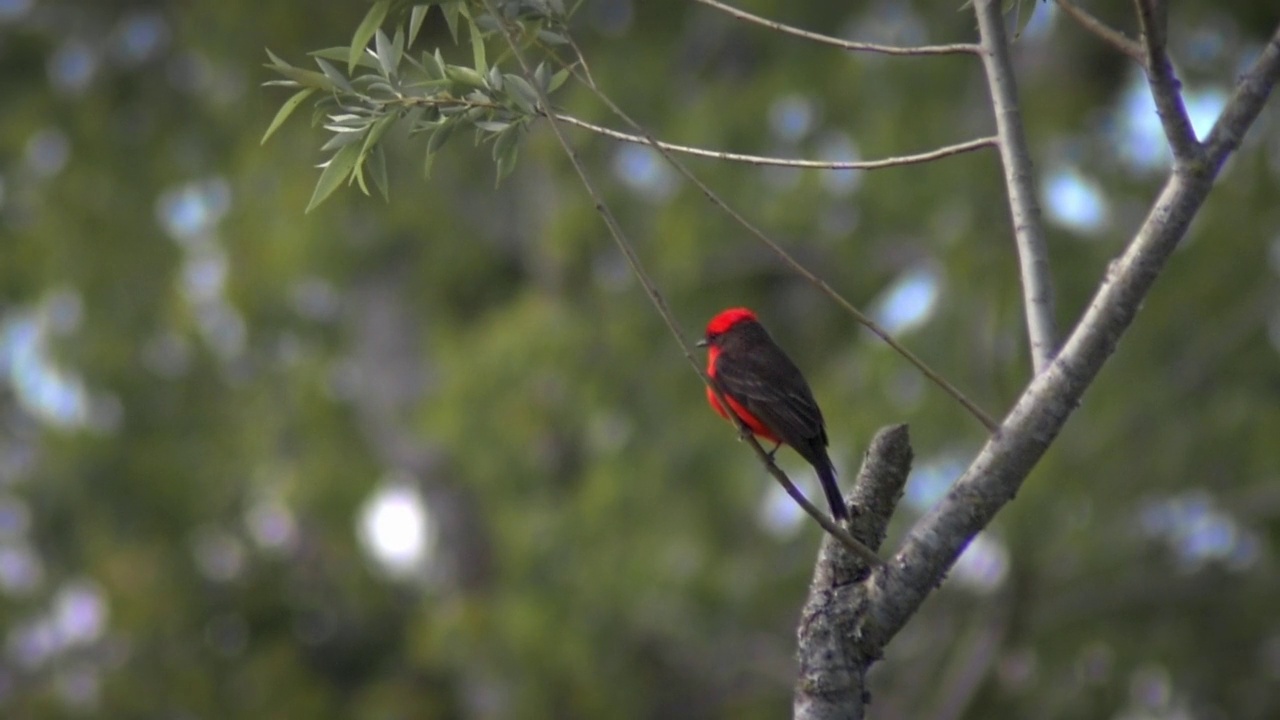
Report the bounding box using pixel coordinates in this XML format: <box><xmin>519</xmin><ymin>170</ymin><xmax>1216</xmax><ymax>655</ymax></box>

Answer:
<box><xmin>973</xmin><ymin>0</ymin><xmax>1058</xmax><ymax>373</ymax></box>
<box><xmin>1134</xmin><ymin>0</ymin><xmax>1201</xmax><ymax>162</ymax></box>
<box><xmin>1053</xmin><ymin>0</ymin><xmax>1146</xmax><ymax>67</ymax></box>
<box><xmin>692</xmin><ymin>0</ymin><xmax>981</xmax><ymax>56</ymax></box>
<box><xmin>860</xmin><ymin>24</ymin><xmax>1280</xmax><ymax>652</ymax></box>
<box><xmin>795</xmin><ymin>425</ymin><xmax>913</xmax><ymax>720</ymax></box>
<box><xmin>552</xmin><ymin>113</ymin><xmax>998</xmax><ymax>170</ymax></box>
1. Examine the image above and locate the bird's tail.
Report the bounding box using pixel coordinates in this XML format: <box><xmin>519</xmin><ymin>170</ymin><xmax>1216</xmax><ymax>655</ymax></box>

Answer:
<box><xmin>815</xmin><ymin>457</ymin><xmax>848</xmax><ymax>522</ymax></box>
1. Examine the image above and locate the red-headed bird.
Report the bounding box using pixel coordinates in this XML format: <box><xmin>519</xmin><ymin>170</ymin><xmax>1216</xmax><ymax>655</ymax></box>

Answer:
<box><xmin>697</xmin><ymin>307</ymin><xmax>848</xmax><ymax>522</ymax></box>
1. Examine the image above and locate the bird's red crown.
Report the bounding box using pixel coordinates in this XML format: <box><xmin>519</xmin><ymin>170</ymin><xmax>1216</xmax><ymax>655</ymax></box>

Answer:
<box><xmin>705</xmin><ymin>307</ymin><xmax>758</xmax><ymax>337</ymax></box>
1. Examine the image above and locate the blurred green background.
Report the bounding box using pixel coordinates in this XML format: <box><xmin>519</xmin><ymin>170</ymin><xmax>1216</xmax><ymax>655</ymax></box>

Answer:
<box><xmin>1</xmin><ymin>1</ymin><xmax>1279</xmax><ymax>717</ymax></box>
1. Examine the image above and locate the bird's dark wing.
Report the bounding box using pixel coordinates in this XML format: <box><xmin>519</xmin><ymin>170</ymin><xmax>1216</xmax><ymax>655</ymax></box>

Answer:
<box><xmin>712</xmin><ymin>342</ymin><xmax>828</xmax><ymax>451</ymax></box>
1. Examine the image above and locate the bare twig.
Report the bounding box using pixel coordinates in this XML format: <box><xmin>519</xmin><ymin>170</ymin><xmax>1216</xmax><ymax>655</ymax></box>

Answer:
<box><xmin>553</xmin><ymin>113</ymin><xmax>998</xmax><ymax>170</ymax></box>
<box><xmin>391</xmin><ymin>95</ymin><xmax>997</xmax><ymax>170</ymax></box>
<box><xmin>861</xmin><ymin>22</ymin><xmax>1280</xmax><ymax>654</ymax></box>
<box><xmin>1053</xmin><ymin>0</ymin><xmax>1146</xmax><ymax>66</ymax></box>
<box><xmin>974</xmin><ymin>0</ymin><xmax>1058</xmax><ymax>373</ymax></box>
<box><xmin>481</xmin><ymin>0</ymin><xmax>883</xmax><ymax>563</ymax></box>
<box><xmin>1135</xmin><ymin>0</ymin><xmax>1201</xmax><ymax>162</ymax></box>
<box><xmin>693</xmin><ymin>0</ymin><xmax>981</xmax><ymax>56</ymax></box>
<box><xmin>560</xmin><ymin>41</ymin><xmax>1001</xmax><ymax>433</ymax></box>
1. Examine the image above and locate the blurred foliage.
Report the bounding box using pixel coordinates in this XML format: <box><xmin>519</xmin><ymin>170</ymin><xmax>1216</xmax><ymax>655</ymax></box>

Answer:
<box><xmin>1</xmin><ymin>0</ymin><xmax>1279</xmax><ymax>718</ymax></box>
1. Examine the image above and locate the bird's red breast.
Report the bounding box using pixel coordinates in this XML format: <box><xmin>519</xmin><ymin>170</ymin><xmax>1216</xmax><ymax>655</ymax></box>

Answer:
<box><xmin>702</xmin><ymin>308</ymin><xmax>782</xmax><ymax>443</ymax></box>
<box><xmin>705</xmin><ymin>344</ymin><xmax>782</xmax><ymax>443</ymax></box>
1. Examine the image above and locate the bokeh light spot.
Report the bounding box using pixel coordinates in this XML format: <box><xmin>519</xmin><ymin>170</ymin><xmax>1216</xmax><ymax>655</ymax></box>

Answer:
<box><xmin>358</xmin><ymin>481</ymin><xmax>435</xmax><ymax>578</ymax></box>
<box><xmin>1044</xmin><ymin>166</ymin><xmax>1109</xmax><ymax>234</ymax></box>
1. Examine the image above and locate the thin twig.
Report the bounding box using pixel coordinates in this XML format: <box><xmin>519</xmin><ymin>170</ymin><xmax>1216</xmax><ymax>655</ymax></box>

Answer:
<box><xmin>1134</xmin><ymin>0</ymin><xmax>1201</xmax><ymax>162</ymax></box>
<box><xmin>562</xmin><ymin>39</ymin><xmax>1001</xmax><ymax>433</ymax></box>
<box><xmin>974</xmin><ymin>0</ymin><xmax>1058</xmax><ymax>373</ymax></box>
<box><xmin>392</xmin><ymin>97</ymin><xmax>993</xmax><ymax>170</ymax></box>
<box><xmin>1053</xmin><ymin>0</ymin><xmax>1146</xmax><ymax>66</ymax></box>
<box><xmin>553</xmin><ymin>113</ymin><xmax>998</xmax><ymax>169</ymax></box>
<box><xmin>481</xmin><ymin>0</ymin><xmax>883</xmax><ymax>564</ymax></box>
<box><xmin>693</xmin><ymin>0</ymin><xmax>981</xmax><ymax>56</ymax></box>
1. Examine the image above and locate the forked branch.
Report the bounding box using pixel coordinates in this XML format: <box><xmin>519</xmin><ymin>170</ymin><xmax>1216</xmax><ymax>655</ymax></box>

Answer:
<box><xmin>862</xmin><ymin>19</ymin><xmax>1280</xmax><ymax>656</ymax></box>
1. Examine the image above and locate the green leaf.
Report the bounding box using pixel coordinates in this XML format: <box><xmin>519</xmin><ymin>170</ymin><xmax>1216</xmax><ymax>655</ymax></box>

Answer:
<box><xmin>260</xmin><ymin>87</ymin><xmax>316</xmax><ymax>145</ymax></box>
<box><xmin>442</xmin><ymin>2</ymin><xmax>461</xmax><ymax>43</ymax></box>
<box><xmin>321</xmin><ymin>129</ymin><xmax>368</xmax><ymax>151</ymax></box>
<box><xmin>427</xmin><ymin>121</ymin><xmax>456</xmax><ymax>154</ymax></box>
<box><xmin>314</xmin><ymin>57</ymin><xmax>353</xmax><ymax>93</ymax></box>
<box><xmin>374</xmin><ymin>29</ymin><xmax>396</xmax><ymax>78</ymax></box>
<box><xmin>310</xmin><ymin>46</ymin><xmax>379</xmax><ymax>70</ymax></box>
<box><xmin>547</xmin><ymin>67</ymin><xmax>570</xmax><ymax>92</ymax></box>
<box><xmin>491</xmin><ymin>123</ymin><xmax>519</xmax><ymax>161</ymax></box>
<box><xmin>268</xmin><ymin>64</ymin><xmax>338</xmax><ymax>92</ymax></box>
<box><xmin>424</xmin><ymin>49</ymin><xmax>445</xmax><ymax>79</ymax></box>
<box><xmin>306</xmin><ymin>142</ymin><xmax>363</xmax><ymax>213</ymax></box>
<box><xmin>536</xmin><ymin>29</ymin><xmax>568</xmax><ymax>45</ymax></box>
<box><xmin>493</xmin><ymin>125</ymin><xmax>519</xmax><ymax>184</ymax></box>
<box><xmin>264</xmin><ymin>48</ymin><xmax>292</xmax><ymax>70</ymax></box>
<box><xmin>392</xmin><ymin>27</ymin><xmax>406</xmax><ymax>72</ymax></box>
<box><xmin>368</xmin><ymin>144</ymin><xmax>390</xmax><ymax>201</ymax></box>
<box><xmin>469</xmin><ymin>14</ymin><xmax>488</xmax><ymax>78</ymax></box>
<box><xmin>352</xmin><ymin>158</ymin><xmax>370</xmax><ymax>196</ymax></box>
<box><xmin>445</xmin><ymin>65</ymin><xmax>488</xmax><ymax>89</ymax></box>
<box><xmin>349</xmin><ymin>1</ymin><xmax>390</xmax><ymax>73</ymax></box>
<box><xmin>503</xmin><ymin>73</ymin><xmax>540</xmax><ymax>113</ymax></box>
<box><xmin>423</xmin><ymin>146</ymin><xmax>437</xmax><ymax>179</ymax></box>
<box><xmin>408</xmin><ymin>4</ymin><xmax>431</xmax><ymax>47</ymax></box>
<box><xmin>360</xmin><ymin>114</ymin><xmax>397</xmax><ymax>161</ymax></box>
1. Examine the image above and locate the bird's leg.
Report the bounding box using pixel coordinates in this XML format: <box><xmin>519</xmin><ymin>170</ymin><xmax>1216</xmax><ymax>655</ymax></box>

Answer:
<box><xmin>766</xmin><ymin>441</ymin><xmax>782</xmax><ymax>462</ymax></box>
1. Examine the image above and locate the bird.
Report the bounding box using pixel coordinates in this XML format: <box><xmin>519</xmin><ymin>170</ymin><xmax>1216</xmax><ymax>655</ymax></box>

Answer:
<box><xmin>697</xmin><ymin>307</ymin><xmax>848</xmax><ymax>522</ymax></box>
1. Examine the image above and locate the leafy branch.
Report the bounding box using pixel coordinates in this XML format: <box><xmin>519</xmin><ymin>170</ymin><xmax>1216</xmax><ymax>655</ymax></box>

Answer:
<box><xmin>262</xmin><ymin>0</ymin><xmax>998</xmax><ymax>210</ymax></box>
<box><xmin>262</xmin><ymin>0</ymin><xmax>570</xmax><ymax>209</ymax></box>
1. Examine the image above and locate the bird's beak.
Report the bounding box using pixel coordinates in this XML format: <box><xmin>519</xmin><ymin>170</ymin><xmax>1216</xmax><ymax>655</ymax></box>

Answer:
<box><xmin>695</xmin><ymin>338</ymin><xmax>708</xmax><ymax>348</ymax></box>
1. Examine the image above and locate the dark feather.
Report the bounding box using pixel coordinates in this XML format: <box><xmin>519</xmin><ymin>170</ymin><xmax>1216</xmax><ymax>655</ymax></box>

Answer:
<box><xmin>711</xmin><ymin>321</ymin><xmax>828</xmax><ymax>463</ymax></box>
<box><xmin>707</xmin><ymin>316</ymin><xmax>847</xmax><ymax>521</ymax></box>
